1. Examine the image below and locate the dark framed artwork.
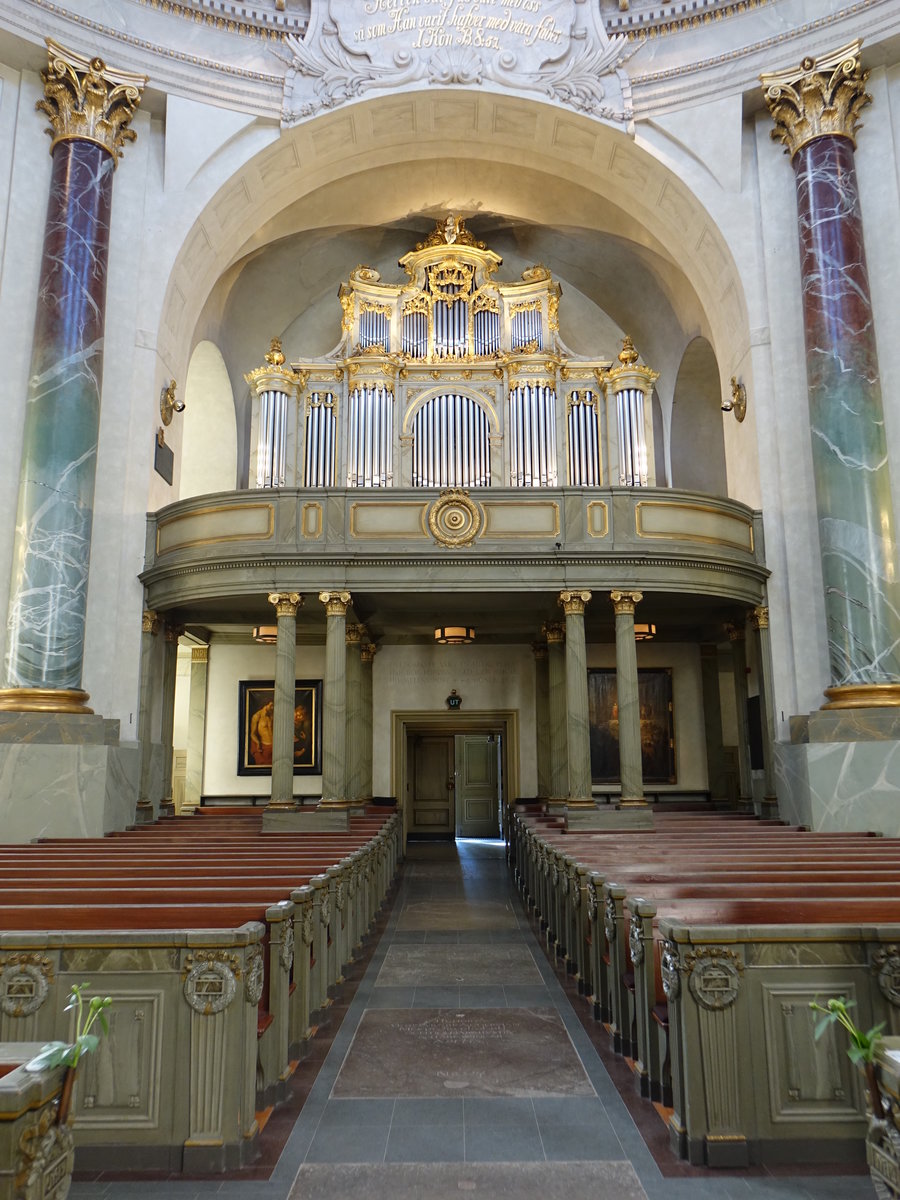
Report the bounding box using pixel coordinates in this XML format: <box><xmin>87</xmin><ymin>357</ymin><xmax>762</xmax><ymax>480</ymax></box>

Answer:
<box><xmin>588</xmin><ymin>668</ymin><xmax>675</xmax><ymax>785</ymax></box>
<box><xmin>237</xmin><ymin>679</ymin><xmax>322</xmax><ymax>776</ymax></box>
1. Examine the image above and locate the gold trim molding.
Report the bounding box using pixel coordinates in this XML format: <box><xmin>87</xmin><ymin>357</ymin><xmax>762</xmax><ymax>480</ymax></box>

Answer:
<box><xmin>822</xmin><ymin>684</ymin><xmax>900</xmax><ymax>710</ymax></box>
<box><xmin>761</xmin><ymin>41</ymin><xmax>871</xmax><ymax>160</ymax></box>
<box><xmin>0</xmin><ymin>687</ymin><xmax>93</xmax><ymax>714</ymax></box>
<box><xmin>39</xmin><ymin>40</ymin><xmax>146</xmax><ymax>164</ymax></box>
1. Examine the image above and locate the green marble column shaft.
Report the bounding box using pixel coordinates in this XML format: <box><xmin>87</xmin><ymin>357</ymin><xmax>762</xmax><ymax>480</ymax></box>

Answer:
<box><xmin>612</xmin><ymin>591</ymin><xmax>644</xmax><ymax>804</ymax></box>
<box><xmin>533</xmin><ymin>642</ymin><xmax>550</xmax><ymax>800</ymax></box>
<box><xmin>751</xmin><ymin>607</ymin><xmax>778</xmax><ymax>804</ymax></box>
<box><xmin>345</xmin><ymin>625</ymin><xmax>365</xmax><ymax>805</ymax></box>
<box><xmin>158</xmin><ymin>623</ymin><xmax>181</xmax><ymax>816</ymax></box>
<box><xmin>183</xmin><ymin>645</ymin><xmax>209</xmax><ymax>812</ymax></box>
<box><xmin>360</xmin><ymin>643</ymin><xmax>376</xmax><ymax>801</ymax></box>
<box><xmin>699</xmin><ymin>644</ymin><xmax>728</xmax><ymax>802</ymax></box>
<box><xmin>560</xmin><ymin>591</ymin><xmax>593</xmax><ymax>807</ymax></box>
<box><xmin>544</xmin><ymin>622</ymin><xmax>568</xmax><ymax>804</ymax></box>
<box><xmin>135</xmin><ymin>610</ymin><xmax>159</xmax><ymax>822</ymax></box>
<box><xmin>269</xmin><ymin>593</ymin><xmax>301</xmax><ymax>810</ymax></box>
<box><xmin>320</xmin><ymin>591</ymin><xmax>350</xmax><ymax>808</ymax></box>
<box><xmin>728</xmin><ymin>622</ymin><xmax>753</xmax><ymax>808</ymax></box>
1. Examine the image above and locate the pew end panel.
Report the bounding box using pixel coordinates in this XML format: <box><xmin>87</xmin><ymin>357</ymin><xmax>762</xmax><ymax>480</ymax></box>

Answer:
<box><xmin>659</xmin><ymin>919</ymin><xmax>900</xmax><ymax>1169</ymax></box>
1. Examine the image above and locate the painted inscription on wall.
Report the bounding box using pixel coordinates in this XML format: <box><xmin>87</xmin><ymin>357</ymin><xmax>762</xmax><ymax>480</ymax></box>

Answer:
<box><xmin>344</xmin><ymin>0</ymin><xmax>569</xmax><ymax>67</ymax></box>
<box><xmin>283</xmin><ymin>0</ymin><xmax>633</xmax><ymax>126</ymax></box>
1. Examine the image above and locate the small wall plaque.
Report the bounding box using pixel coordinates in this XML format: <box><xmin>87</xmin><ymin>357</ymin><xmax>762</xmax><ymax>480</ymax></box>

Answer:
<box><xmin>154</xmin><ymin>428</ymin><xmax>174</xmax><ymax>485</ymax></box>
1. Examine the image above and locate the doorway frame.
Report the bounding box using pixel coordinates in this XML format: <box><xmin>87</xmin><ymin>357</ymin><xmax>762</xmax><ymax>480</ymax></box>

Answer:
<box><xmin>391</xmin><ymin>709</ymin><xmax>519</xmax><ymax>848</ymax></box>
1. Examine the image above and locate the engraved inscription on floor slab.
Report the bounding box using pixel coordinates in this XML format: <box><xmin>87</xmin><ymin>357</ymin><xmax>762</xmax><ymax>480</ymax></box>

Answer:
<box><xmin>376</xmin><ymin>945</ymin><xmax>542</xmax><ymax>987</ymax></box>
<box><xmin>333</xmin><ymin>1009</ymin><xmax>596</xmax><ymax>1098</ymax></box>
<box><xmin>396</xmin><ymin>899</ymin><xmax>518</xmax><ymax>930</ymax></box>
<box><xmin>289</xmin><ymin>1162</ymin><xmax>648</xmax><ymax>1200</ymax></box>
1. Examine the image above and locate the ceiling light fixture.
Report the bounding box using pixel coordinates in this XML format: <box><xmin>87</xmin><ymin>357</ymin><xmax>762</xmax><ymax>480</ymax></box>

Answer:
<box><xmin>634</xmin><ymin>623</ymin><xmax>656</xmax><ymax>641</ymax></box>
<box><xmin>252</xmin><ymin>625</ymin><xmax>278</xmax><ymax>644</ymax></box>
<box><xmin>434</xmin><ymin>626</ymin><xmax>475</xmax><ymax>645</ymax></box>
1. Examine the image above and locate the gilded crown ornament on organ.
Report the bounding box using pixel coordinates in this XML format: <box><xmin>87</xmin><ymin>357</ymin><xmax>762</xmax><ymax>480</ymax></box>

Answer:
<box><xmin>38</xmin><ymin>40</ymin><xmax>147</xmax><ymax>162</ymax></box>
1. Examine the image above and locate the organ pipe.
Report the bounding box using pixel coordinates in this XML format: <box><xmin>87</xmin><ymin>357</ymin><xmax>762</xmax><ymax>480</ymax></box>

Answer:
<box><xmin>508</xmin><ymin>384</ymin><xmax>557</xmax><ymax>487</ymax></box>
<box><xmin>567</xmin><ymin>391</ymin><xmax>601</xmax><ymax>486</ymax></box>
<box><xmin>304</xmin><ymin>392</ymin><xmax>336</xmax><ymax>487</ymax></box>
<box><xmin>412</xmin><ymin>393</ymin><xmax>490</xmax><ymax>488</ymax></box>
<box><xmin>347</xmin><ymin>385</ymin><xmax>393</xmax><ymax>487</ymax></box>
<box><xmin>602</xmin><ymin>336</ymin><xmax>659</xmax><ymax>488</ymax></box>
<box><xmin>244</xmin><ymin>337</ymin><xmax>299</xmax><ymax>491</ymax></box>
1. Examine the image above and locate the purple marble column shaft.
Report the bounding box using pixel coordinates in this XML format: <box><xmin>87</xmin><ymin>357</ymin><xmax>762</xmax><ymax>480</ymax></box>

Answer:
<box><xmin>5</xmin><ymin>139</ymin><xmax>114</xmax><ymax>691</ymax></box>
<box><xmin>793</xmin><ymin>134</ymin><xmax>900</xmax><ymax>686</ymax></box>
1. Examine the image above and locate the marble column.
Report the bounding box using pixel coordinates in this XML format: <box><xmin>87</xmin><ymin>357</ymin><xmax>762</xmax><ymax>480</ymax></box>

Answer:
<box><xmin>183</xmin><ymin>645</ymin><xmax>209</xmax><ymax>812</ymax></box>
<box><xmin>319</xmin><ymin>591</ymin><xmax>351</xmax><ymax>809</ymax></box>
<box><xmin>159</xmin><ymin>622</ymin><xmax>183</xmax><ymax>817</ymax></box>
<box><xmin>611</xmin><ymin>591</ymin><xmax>645</xmax><ymax>806</ymax></box>
<box><xmin>532</xmin><ymin>641</ymin><xmax>551</xmax><ymax>801</ymax></box>
<box><xmin>360</xmin><ymin>642</ymin><xmax>377</xmax><ymax>801</ymax></box>
<box><xmin>268</xmin><ymin>592</ymin><xmax>302</xmax><ymax>810</ymax></box>
<box><xmin>560</xmin><ymin>591</ymin><xmax>593</xmax><ymax>808</ymax></box>
<box><xmin>543</xmin><ymin>622</ymin><xmax>568</xmax><ymax>807</ymax></box>
<box><xmin>727</xmin><ymin>621</ymin><xmax>753</xmax><ymax>810</ymax></box>
<box><xmin>0</xmin><ymin>43</ymin><xmax>145</xmax><ymax>714</ymax></box>
<box><xmin>135</xmin><ymin>609</ymin><xmax>160</xmax><ymax>823</ymax></box>
<box><xmin>750</xmin><ymin>606</ymin><xmax>778</xmax><ymax>808</ymax></box>
<box><xmin>699</xmin><ymin>644</ymin><xmax>728</xmax><ymax>803</ymax></box>
<box><xmin>763</xmin><ymin>43</ymin><xmax>900</xmax><ymax>707</ymax></box>
<box><xmin>345</xmin><ymin>624</ymin><xmax>366</xmax><ymax>806</ymax></box>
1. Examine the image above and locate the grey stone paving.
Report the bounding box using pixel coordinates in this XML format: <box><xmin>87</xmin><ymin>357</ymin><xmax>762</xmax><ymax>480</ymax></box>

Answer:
<box><xmin>68</xmin><ymin>838</ymin><xmax>876</xmax><ymax>1200</ymax></box>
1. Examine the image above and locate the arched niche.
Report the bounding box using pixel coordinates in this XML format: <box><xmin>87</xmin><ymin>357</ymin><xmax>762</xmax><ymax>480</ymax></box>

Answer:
<box><xmin>180</xmin><ymin>340</ymin><xmax>238</xmax><ymax>498</ymax></box>
<box><xmin>669</xmin><ymin>336</ymin><xmax>727</xmax><ymax>496</ymax></box>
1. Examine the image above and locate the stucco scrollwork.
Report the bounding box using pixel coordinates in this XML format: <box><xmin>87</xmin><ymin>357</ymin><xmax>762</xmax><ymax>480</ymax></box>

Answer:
<box><xmin>280</xmin><ymin>919</ymin><xmax>295</xmax><ymax>975</ymax></box>
<box><xmin>604</xmin><ymin>893</ymin><xmax>618</xmax><ymax>942</ymax></box>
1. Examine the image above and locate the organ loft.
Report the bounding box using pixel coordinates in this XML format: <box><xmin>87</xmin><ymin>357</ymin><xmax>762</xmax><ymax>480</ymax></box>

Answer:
<box><xmin>245</xmin><ymin>217</ymin><xmax>659</xmax><ymax>496</ymax></box>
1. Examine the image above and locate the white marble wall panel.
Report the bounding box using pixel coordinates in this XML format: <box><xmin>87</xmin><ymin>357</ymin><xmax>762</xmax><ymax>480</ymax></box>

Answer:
<box><xmin>0</xmin><ymin>743</ymin><xmax>139</xmax><ymax>842</ymax></box>
<box><xmin>775</xmin><ymin>740</ymin><xmax>900</xmax><ymax>836</ymax></box>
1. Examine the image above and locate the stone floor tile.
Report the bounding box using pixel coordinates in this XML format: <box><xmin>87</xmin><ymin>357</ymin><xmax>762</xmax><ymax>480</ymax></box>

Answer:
<box><xmin>384</xmin><ymin>1123</ymin><xmax>466</xmax><ymax>1163</ymax></box>
<box><xmin>303</xmin><ymin>1122</ymin><xmax>389</xmax><ymax>1164</ymax></box>
<box><xmin>391</xmin><ymin>1097</ymin><xmax>464</xmax><ymax>1126</ymax></box>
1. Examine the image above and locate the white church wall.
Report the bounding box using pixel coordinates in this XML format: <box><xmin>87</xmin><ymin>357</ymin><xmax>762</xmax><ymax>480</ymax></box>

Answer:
<box><xmin>372</xmin><ymin>645</ymin><xmax>537</xmax><ymax>800</ymax></box>
<box><xmin>586</xmin><ymin>642</ymin><xmax>708</xmax><ymax>792</ymax></box>
<box><xmin>203</xmin><ymin>638</ymin><xmax>326</xmax><ymax>799</ymax></box>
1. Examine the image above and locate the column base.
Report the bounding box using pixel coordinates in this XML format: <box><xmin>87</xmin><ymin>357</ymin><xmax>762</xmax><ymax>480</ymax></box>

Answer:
<box><xmin>545</xmin><ymin>797</ymin><xmax>568</xmax><ymax>815</ymax></box>
<box><xmin>822</xmin><ymin>684</ymin><xmax>900</xmax><ymax>709</ymax></box>
<box><xmin>566</xmin><ymin>797</ymin><xmax>597</xmax><ymax>810</ymax></box>
<box><xmin>0</xmin><ymin>687</ymin><xmax>93</xmax><ymax>714</ymax></box>
<box><xmin>134</xmin><ymin>800</ymin><xmax>155</xmax><ymax>825</ymax></box>
<box><xmin>265</xmin><ymin>800</ymin><xmax>298</xmax><ymax>812</ymax></box>
<box><xmin>158</xmin><ymin>795</ymin><xmax>175</xmax><ymax>818</ymax></box>
<box><xmin>318</xmin><ymin>797</ymin><xmax>351</xmax><ymax>810</ymax></box>
<box><xmin>619</xmin><ymin>795</ymin><xmax>648</xmax><ymax>808</ymax></box>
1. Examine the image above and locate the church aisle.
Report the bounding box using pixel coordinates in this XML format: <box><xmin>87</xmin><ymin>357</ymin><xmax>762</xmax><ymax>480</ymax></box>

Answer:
<box><xmin>71</xmin><ymin>839</ymin><xmax>875</xmax><ymax>1200</ymax></box>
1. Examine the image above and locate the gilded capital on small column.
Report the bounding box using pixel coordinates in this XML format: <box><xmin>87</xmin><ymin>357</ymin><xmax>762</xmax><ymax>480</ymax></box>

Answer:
<box><xmin>610</xmin><ymin>590</ymin><xmax>642</xmax><ymax>616</ymax></box>
<box><xmin>760</xmin><ymin>41</ymin><xmax>871</xmax><ymax>159</ymax></box>
<box><xmin>319</xmin><ymin>590</ymin><xmax>351</xmax><ymax>616</ymax></box>
<box><xmin>542</xmin><ymin>621</ymin><xmax>565</xmax><ymax>645</ymax></box>
<box><xmin>532</xmin><ymin>641</ymin><xmax>548</xmax><ymax>661</ymax></box>
<box><xmin>142</xmin><ymin>609</ymin><xmax>159</xmax><ymax>635</ymax></box>
<box><xmin>164</xmin><ymin>623</ymin><xmax>184</xmax><ymax>644</ymax></box>
<box><xmin>361</xmin><ymin>642</ymin><xmax>378</xmax><ymax>665</ymax></box>
<box><xmin>346</xmin><ymin>623</ymin><xmax>367</xmax><ymax>646</ymax></box>
<box><xmin>39</xmin><ymin>40</ymin><xmax>147</xmax><ymax>163</ymax></box>
<box><xmin>268</xmin><ymin>591</ymin><xmax>303</xmax><ymax>618</ymax></box>
<box><xmin>751</xmin><ymin>605</ymin><xmax>769</xmax><ymax>631</ymax></box>
<box><xmin>726</xmin><ymin>621</ymin><xmax>746</xmax><ymax>643</ymax></box>
<box><xmin>559</xmin><ymin>590</ymin><xmax>592</xmax><ymax>616</ymax></box>
<box><xmin>191</xmin><ymin>646</ymin><xmax>209</xmax><ymax>664</ymax></box>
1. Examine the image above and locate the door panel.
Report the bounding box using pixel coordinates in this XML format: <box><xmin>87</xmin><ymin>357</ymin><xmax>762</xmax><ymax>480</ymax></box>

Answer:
<box><xmin>455</xmin><ymin>734</ymin><xmax>499</xmax><ymax>838</ymax></box>
<box><xmin>411</xmin><ymin>735</ymin><xmax>454</xmax><ymax>835</ymax></box>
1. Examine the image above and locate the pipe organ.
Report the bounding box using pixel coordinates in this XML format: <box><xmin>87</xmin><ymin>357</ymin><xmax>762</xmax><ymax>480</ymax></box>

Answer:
<box><xmin>245</xmin><ymin>217</ymin><xmax>659</xmax><ymax>493</ymax></box>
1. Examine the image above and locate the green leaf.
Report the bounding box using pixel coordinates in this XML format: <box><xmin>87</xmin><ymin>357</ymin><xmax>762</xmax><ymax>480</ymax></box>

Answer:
<box><xmin>24</xmin><ymin>1042</ymin><xmax>70</xmax><ymax>1072</ymax></box>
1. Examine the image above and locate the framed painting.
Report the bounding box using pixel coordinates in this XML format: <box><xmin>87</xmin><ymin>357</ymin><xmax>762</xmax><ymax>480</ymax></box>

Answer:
<box><xmin>588</xmin><ymin>668</ymin><xmax>675</xmax><ymax>785</ymax></box>
<box><xmin>237</xmin><ymin>679</ymin><xmax>322</xmax><ymax>776</ymax></box>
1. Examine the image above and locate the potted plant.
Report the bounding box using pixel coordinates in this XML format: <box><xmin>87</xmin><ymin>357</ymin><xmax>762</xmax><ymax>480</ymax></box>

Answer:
<box><xmin>25</xmin><ymin>982</ymin><xmax>112</xmax><ymax>1125</ymax></box>
<box><xmin>810</xmin><ymin>996</ymin><xmax>886</xmax><ymax>1117</ymax></box>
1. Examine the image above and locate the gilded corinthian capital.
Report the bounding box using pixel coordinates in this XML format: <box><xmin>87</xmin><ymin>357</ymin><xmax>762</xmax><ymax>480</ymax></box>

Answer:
<box><xmin>38</xmin><ymin>40</ymin><xmax>147</xmax><ymax>163</ymax></box>
<box><xmin>760</xmin><ymin>41</ymin><xmax>871</xmax><ymax>159</ymax></box>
